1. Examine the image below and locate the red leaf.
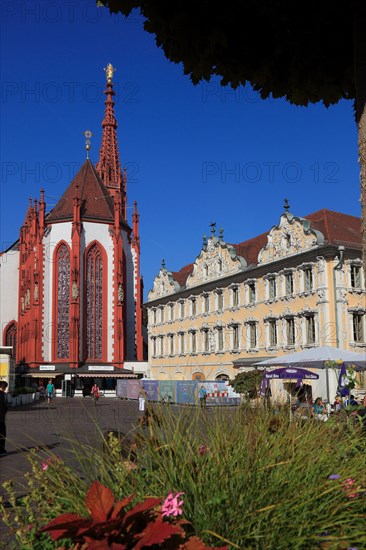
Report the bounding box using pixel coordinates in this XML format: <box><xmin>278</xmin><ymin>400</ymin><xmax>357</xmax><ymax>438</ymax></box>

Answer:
<box><xmin>134</xmin><ymin>517</ymin><xmax>185</xmax><ymax>549</ymax></box>
<box><xmin>124</xmin><ymin>497</ymin><xmax>162</xmax><ymax>523</ymax></box>
<box><xmin>183</xmin><ymin>536</ymin><xmax>229</xmax><ymax>549</ymax></box>
<box><xmin>39</xmin><ymin>513</ymin><xmax>91</xmax><ymax>541</ymax></box>
<box><xmin>110</xmin><ymin>494</ymin><xmax>134</xmax><ymax>520</ymax></box>
<box><xmin>85</xmin><ymin>481</ymin><xmax>115</xmax><ymax>523</ymax></box>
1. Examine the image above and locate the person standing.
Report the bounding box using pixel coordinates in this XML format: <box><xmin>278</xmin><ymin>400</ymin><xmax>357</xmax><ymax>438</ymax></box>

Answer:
<box><xmin>199</xmin><ymin>385</ymin><xmax>207</xmax><ymax>408</ymax></box>
<box><xmin>138</xmin><ymin>387</ymin><xmax>147</xmax><ymax>411</ymax></box>
<box><xmin>46</xmin><ymin>379</ymin><xmax>55</xmax><ymax>405</ymax></box>
<box><xmin>0</xmin><ymin>381</ymin><xmax>9</xmax><ymax>456</ymax></box>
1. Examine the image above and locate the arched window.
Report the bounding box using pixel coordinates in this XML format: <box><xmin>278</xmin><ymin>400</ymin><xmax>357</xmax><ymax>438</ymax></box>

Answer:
<box><xmin>5</xmin><ymin>322</ymin><xmax>17</xmax><ymax>359</ymax></box>
<box><xmin>56</xmin><ymin>244</ymin><xmax>70</xmax><ymax>358</ymax></box>
<box><xmin>86</xmin><ymin>243</ymin><xmax>104</xmax><ymax>359</ymax></box>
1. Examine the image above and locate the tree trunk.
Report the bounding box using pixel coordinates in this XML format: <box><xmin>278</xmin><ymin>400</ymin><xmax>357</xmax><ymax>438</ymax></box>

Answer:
<box><xmin>353</xmin><ymin>0</ymin><xmax>366</xmax><ymax>281</ymax></box>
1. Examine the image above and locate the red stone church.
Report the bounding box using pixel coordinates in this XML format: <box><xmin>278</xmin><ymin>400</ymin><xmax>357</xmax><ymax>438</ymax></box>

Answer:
<box><xmin>0</xmin><ymin>64</ymin><xmax>147</xmax><ymax>393</ymax></box>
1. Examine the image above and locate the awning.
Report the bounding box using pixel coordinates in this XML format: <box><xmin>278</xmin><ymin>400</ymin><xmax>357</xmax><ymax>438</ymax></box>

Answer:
<box><xmin>22</xmin><ymin>373</ymin><xmax>58</xmax><ymax>378</ymax></box>
<box><xmin>77</xmin><ymin>373</ymin><xmax>137</xmax><ymax>378</ymax></box>
<box><xmin>232</xmin><ymin>357</ymin><xmax>272</xmax><ymax>368</ymax></box>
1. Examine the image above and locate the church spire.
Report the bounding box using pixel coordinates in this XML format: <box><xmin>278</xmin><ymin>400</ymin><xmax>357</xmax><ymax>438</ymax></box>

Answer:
<box><xmin>96</xmin><ymin>63</ymin><xmax>126</xmax><ymax>211</ymax></box>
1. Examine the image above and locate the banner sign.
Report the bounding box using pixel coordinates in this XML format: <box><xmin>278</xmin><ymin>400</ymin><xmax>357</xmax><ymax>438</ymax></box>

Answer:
<box><xmin>142</xmin><ymin>380</ymin><xmax>159</xmax><ymax>401</ymax></box>
<box><xmin>127</xmin><ymin>380</ymin><xmax>142</xmax><ymax>400</ymax></box>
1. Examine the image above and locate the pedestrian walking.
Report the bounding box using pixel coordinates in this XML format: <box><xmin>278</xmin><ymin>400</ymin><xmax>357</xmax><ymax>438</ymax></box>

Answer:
<box><xmin>199</xmin><ymin>385</ymin><xmax>207</xmax><ymax>408</ymax></box>
<box><xmin>46</xmin><ymin>379</ymin><xmax>55</xmax><ymax>404</ymax></box>
<box><xmin>0</xmin><ymin>380</ymin><xmax>9</xmax><ymax>456</ymax></box>
<box><xmin>91</xmin><ymin>383</ymin><xmax>100</xmax><ymax>403</ymax></box>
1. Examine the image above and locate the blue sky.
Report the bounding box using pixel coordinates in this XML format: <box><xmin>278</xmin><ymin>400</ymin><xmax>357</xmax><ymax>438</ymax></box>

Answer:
<box><xmin>0</xmin><ymin>1</ymin><xmax>361</xmax><ymax>295</ymax></box>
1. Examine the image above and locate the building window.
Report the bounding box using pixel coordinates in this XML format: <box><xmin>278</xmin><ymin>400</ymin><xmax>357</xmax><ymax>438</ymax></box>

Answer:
<box><xmin>5</xmin><ymin>322</ymin><xmax>17</xmax><ymax>359</ymax></box>
<box><xmin>169</xmin><ymin>334</ymin><xmax>174</xmax><ymax>355</ymax></box>
<box><xmin>249</xmin><ymin>323</ymin><xmax>257</xmax><ymax>348</ymax></box>
<box><xmin>152</xmin><ymin>336</ymin><xmax>157</xmax><ymax>357</ymax></box>
<box><xmin>352</xmin><ymin>313</ymin><xmax>364</xmax><ymax>342</ymax></box>
<box><xmin>159</xmin><ymin>336</ymin><xmax>164</xmax><ymax>356</ymax></box>
<box><xmin>169</xmin><ymin>304</ymin><xmax>174</xmax><ymax>321</ymax></box>
<box><xmin>191</xmin><ymin>331</ymin><xmax>197</xmax><ymax>353</ymax></box>
<box><xmin>304</xmin><ymin>268</ymin><xmax>313</xmax><ymax>292</ymax></box>
<box><xmin>268</xmin><ymin>278</ymin><xmax>276</xmax><ymax>300</ymax></box>
<box><xmin>350</xmin><ymin>265</ymin><xmax>361</xmax><ymax>289</ymax></box>
<box><xmin>203</xmin><ymin>294</ymin><xmax>210</xmax><ymax>314</ymax></box>
<box><xmin>179</xmin><ymin>333</ymin><xmax>185</xmax><ymax>354</ymax></box>
<box><xmin>191</xmin><ymin>298</ymin><xmax>197</xmax><ymax>316</ymax></box>
<box><xmin>216</xmin><ymin>290</ymin><xmax>223</xmax><ymax>311</ymax></box>
<box><xmin>286</xmin><ymin>318</ymin><xmax>295</xmax><ymax>346</ymax></box>
<box><xmin>285</xmin><ymin>272</ymin><xmax>294</xmax><ymax>296</ymax></box>
<box><xmin>231</xmin><ymin>325</ymin><xmax>239</xmax><ymax>350</ymax></box>
<box><xmin>232</xmin><ymin>286</ymin><xmax>239</xmax><ymax>307</ymax></box>
<box><xmin>217</xmin><ymin>326</ymin><xmax>224</xmax><ymax>351</ymax></box>
<box><xmin>218</xmin><ymin>258</ymin><xmax>223</xmax><ymax>273</ymax></box>
<box><xmin>86</xmin><ymin>244</ymin><xmax>104</xmax><ymax>359</ymax></box>
<box><xmin>179</xmin><ymin>300</ymin><xmax>185</xmax><ymax>319</ymax></box>
<box><xmin>152</xmin><ymin>308</ymin><xmax>157</xmax><ymax>324</ymax></box>
<box><xmin>160</xmin><ymin>306</ymin><xmax>164</xmax><ymax>323</ymax></box>
<box><xmin>56</xmin><ymin>244</ymin><xmax>70</xmax><ymax>359</ymax></box>
<box><xmin>248</xmin><ymin>282</ymin><xmax>256</xmax><ymax>304</ymax></box>
<box><xmin>269</xmin><ymin>319</ymin><xmax>277</xmax><ymax>347</ymax></box>
<box><xmin>306</xmin><ymin>315</ymin><xmax>316</xmax><ymax>344</ymax></box>
<box><xmin>202</xmin><ymin>329</ymin><xmax>209</xmax><ymax>352</ymax></box>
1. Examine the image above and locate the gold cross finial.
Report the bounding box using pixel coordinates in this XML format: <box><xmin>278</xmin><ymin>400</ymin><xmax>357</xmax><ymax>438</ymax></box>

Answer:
<box><xmin>104</xmin><ymin>63</ymin><xmax>115</xmax><ymax>83</ymax></box>
<box><xmin>83</xmin><ymin>129</ymin><xmax>93</xmax><ymax>159</ymax></box>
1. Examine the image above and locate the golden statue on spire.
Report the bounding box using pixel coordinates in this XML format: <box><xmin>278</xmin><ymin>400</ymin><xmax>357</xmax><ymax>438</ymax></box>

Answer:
<box><xmin>104</xmin><ymin>63</ymin><xmax>115</xmax><ymax>83</ymax></box>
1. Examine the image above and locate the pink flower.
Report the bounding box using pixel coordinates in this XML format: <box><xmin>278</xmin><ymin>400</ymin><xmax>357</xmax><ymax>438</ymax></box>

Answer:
<box><xmin>198</xmin><ymin>444</ymin><xmax>210</xmax><ymax>456</ymax></box>
<box><xmin>41</xmin><ymin>458</ymin><xmax>52</xmax><ymax>471</ymax></box>
<box><xmin>161</xmin><ymin>492</ymin><xmax>185</xmax><ymax>518</ymax></box>
<box><xmin>342</xmin><ymin>478</ymin><xmax>359</xmax><ymax>499</ymax></box>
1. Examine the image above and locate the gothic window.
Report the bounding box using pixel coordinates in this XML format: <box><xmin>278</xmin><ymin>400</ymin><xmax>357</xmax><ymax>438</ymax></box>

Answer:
<box><xmin>232</xmin><ymin>286</ymin><xmax>239</xmax><ymax>307</ymax></box>
<box><xmin>5</xmin><ymin>322</ymin><xmax>17</xmax><ymax>359</ymax></box>
<box><xmin>169</xmin><ymin>334</ymin><xmax>174</xmax><ymax>355</ymax></box>
<box><xmin>57</xmin><ymin>244</ymin><xmax>70</xmax><ymax>358</ymax></box>
<box><xmin>191</xmin><ymin>331</ymin><xmax>197</xmax><ymax>353</ymax></box>
<box><xmin>248</xmin><ymin>282</ymin><xmax>256</xmax><ymax>304</ymax></box>
<box><xmin>191</xmin><ymin>298</ymin><xmax>197</xmax><ymax>316</ymax></box>
<box><xmin>86</xmin><ymin>244</ymin><xmax>104</xmax><ymax>359</ymax></box>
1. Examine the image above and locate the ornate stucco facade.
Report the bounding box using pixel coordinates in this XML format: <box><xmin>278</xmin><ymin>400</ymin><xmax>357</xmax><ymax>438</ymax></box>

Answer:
<box><xmin>146</xmin><ymin>206</ymin><xmax>365</xmax><ymax>382</ymax></box>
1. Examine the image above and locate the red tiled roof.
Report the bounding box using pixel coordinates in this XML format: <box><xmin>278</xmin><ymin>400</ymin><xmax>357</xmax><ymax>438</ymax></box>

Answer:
<box><xmin>169</xmin><ymin>209</ymin><xmax>361</xmax><ymax>288</ymax></box>
<box><xmin>171</xmin><ymin>263</ymin><xmax>194</xmax><ymax>287</ymax></box>
<box><xmin>303</xmin><ymin>209</ymin><xmax>361</xmax><ymax>247</ymax></box>
<box><xmin>47</xmin><ymin>160</ymin><xmax>115</xmax><ymax>223</ymax></box>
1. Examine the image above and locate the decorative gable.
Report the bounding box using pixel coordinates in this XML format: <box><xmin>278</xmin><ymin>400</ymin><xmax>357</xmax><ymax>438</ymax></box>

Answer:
<box><xmin>148</xmin><ymin>263</ymin><xmax>181</xmax><ymax>300</ymax></box>
<box><xmin>258</xmin><ymin>212</ymin><xmax>324</xmax><ymax>265</ymax></box>
<box><xmin>186</xmin><ymin>234</ymin><xmax>247</xmax><ymax>288</ymax></box>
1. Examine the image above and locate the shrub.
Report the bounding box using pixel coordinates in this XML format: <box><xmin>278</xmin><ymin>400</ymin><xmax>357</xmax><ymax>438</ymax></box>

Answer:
<box><xmin>1</xmin><ymin>405</ymin><xmax>366</xmax><ymax>549</ymax></box>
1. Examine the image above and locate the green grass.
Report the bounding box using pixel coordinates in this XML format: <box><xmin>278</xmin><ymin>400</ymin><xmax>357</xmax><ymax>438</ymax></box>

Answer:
<box><xmin>1</xmin><ymin>404</ymin><xmax>366</xmax><ymax>549</ymax></box>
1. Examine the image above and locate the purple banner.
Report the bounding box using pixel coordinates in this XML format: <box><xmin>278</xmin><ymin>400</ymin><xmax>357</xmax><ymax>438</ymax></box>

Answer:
<box><xmin>116</xmin><ymin>379</ymin><xmax>128</xmax><ymax>398</ymax></box>
<box><xmin>142</xmin><ymin>380</ymin><xmax>159</xmax><ymax>401</ymax></box>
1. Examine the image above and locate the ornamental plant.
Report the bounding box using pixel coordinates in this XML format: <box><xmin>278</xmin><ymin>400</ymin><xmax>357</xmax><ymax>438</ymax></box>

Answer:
<box><xmin>39</xmin><ymin>480</ymin><xmax>227</xmax><ymax>549</ymax></box>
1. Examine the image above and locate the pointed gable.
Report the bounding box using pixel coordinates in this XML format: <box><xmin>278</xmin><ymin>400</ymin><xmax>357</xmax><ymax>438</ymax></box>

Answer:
<box><xmin>47</xmin><ymin>160</ymin><xmax>114</xmax><ymax>223</ymax></box>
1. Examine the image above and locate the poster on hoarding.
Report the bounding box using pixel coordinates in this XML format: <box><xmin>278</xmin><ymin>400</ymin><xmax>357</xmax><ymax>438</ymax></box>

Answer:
<box><xmin>127</xmin><ymin>380</ymin><xmax>142</xmax><ymax>400</ymax></box>
<box><xmin>176</xmin><ymin>381</ymin><xmax>196</xmax><ymax>404</ymax></box>
<box><xmin>142</xmin><ymin>380</ymin><xmax>159</xmax><ymax>401</ymax></box>
<box><xmin>158</xmin><ymin>380</ymin><xmax>176</xmax><ymax>403</ymax></box>
<box><xmin>116</xmin><ymin>379</ymin><xmax>128</xmax><ymax>398</ymax></box>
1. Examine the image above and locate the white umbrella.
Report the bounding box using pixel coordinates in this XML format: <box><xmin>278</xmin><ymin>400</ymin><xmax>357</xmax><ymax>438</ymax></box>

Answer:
<box><xmin>253</xmin><ymin>346</ymin><xmax>366</xmax><ymax>403</ymax></box>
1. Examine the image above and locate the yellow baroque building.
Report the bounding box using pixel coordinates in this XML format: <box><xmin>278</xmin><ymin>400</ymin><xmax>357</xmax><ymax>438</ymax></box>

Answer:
<box><xmin>146</xmin><ymin>205</ymin><xmax>365</xmax><ymax>382</ymax></box>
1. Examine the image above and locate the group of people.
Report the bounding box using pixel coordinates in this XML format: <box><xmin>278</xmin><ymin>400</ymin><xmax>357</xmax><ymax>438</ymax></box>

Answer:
<box><xmin>311</xmin><ymin>393</ymin><xmax>366</xmax><ymax>422</ymax></box>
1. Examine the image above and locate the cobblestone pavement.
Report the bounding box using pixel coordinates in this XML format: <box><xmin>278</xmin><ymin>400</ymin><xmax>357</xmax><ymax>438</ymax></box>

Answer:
<box><xmin>0</xmin><ymin>397</ymin><xmax>147</xmax><ymax>548</ymax></box>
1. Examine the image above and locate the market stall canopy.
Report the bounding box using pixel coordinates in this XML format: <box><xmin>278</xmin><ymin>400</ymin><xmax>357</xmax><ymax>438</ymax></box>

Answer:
<box><xmin>253</xmin><ymin>346</ymin><xmax>366</xmax><ymax>370</ymax></box>
<box><xmin>263</xmin><ymin>367</ymin><xmax>319</xmax><ymax>380</ymax></box>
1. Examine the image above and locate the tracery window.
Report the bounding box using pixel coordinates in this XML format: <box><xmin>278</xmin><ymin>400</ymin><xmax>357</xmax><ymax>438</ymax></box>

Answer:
<box><xmin>5</xmin><ymin>322</ymin><xmax>17</xmax><ymax>359</ymax></box>
<box><xmin>57</xmin><ymin>244</ymin><xmax>70</xmax><ymax>358</ymax></box>
<box><xmin>86</xmin><ymin>244</ymin><xmax>104</xmax><ymax>359</ymax></box>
